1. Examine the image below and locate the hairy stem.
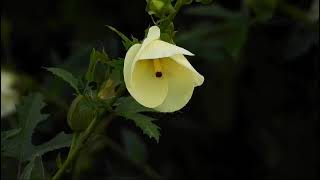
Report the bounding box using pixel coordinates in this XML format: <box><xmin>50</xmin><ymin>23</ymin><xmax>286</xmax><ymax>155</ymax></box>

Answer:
<box><xmin>52</xmin><ymin>113</ymin><xmax>116</xmax><ymax>180</ymax></box>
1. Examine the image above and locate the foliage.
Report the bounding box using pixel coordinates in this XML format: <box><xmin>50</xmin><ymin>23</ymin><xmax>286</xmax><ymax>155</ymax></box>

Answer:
<box><xmin>1</xmin><ymin>0</ymin><xmax>318</xmax><ymax>180</ymax></box>
<box><xmin>115</xmin><ymin>97</ymin><xmax>160</xmax><ymax>142</ymax></box>
<box><xmin>1</xmin><ymin>93</ymin><xmax>72</xmax><ymax>179</ymax></box>
<box><xmin>45</xmin><ymin>67</ymin><xmax>80</xmax><ymax>93</ymax></box>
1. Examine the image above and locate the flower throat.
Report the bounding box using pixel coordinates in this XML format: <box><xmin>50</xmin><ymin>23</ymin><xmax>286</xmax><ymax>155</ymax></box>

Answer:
<box><xmin>153</xmin><ymin>59</ymin><xmax>162</xmax><ymax>78</ymax></box>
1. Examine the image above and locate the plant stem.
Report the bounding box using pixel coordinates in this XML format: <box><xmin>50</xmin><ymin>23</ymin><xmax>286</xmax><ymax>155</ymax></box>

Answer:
<box><xmin>160</xmin><ymin>0</ymin><xmax>185</xmax><ymax>29</ymax></box>
<box><xmin>68</xmin><ymin>132</ymin><xmax>80</xmax><ymax>157</ymax></box>
<box><xmin>52</xmin><ymin>113</ymin><xmax>116</xmax><ymax>180</ymax></box>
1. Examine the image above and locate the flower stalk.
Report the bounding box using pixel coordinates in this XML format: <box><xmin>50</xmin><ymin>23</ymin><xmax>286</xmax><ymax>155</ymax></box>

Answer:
<box><xmin>52</xmin><ymin>113</ymin><xmax>116</xmax><ymax>180</ymax></box>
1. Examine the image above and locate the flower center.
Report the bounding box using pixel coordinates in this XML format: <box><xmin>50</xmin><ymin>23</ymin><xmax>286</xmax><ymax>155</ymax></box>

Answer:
<box><xmin>153</xmin><ymin>59</ymin><xmax>162</xmax><ymax>78</ymax></box>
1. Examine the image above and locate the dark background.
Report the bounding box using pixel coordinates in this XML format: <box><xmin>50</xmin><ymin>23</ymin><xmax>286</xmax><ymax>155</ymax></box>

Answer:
<box><xmin>1</xmin><ymin>0</ymin><xmax>319</xmax><ymax>180</ymax></box>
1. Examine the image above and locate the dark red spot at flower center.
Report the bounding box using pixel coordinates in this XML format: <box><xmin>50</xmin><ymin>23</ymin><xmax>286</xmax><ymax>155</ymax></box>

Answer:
<box><xmin>155</xmin><ymin>72</ymin><xmax>162</xmax><ymax>78</ymax></box>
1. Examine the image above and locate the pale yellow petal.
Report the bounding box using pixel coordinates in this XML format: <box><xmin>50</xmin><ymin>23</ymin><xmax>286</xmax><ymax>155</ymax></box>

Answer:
<box><xmin>144</xmin><ymin>26</ymin><xmax>160</xmax><ymax>42</ymax></box>
<box><xmin>170</xmin><ymin>54</ymin><xmax>204</xmax><ymax>86</ymax></box>
<box><xmin>129</xmin><ymin>26</ymin><xmax>161</xmax><ymax>84</ymax></box>
<box><xmin>124</xmin><ymin>44</ymin><xmax>142</xmax><ymax>88</ymax></box>
<box><xmin>154</xmin><ymin>59</ymin><xmax>195</xmax><ymax>112</ymax></box>
<box><xmin>134</xmin><ymin>26</ymin><xmax>161</xmax><ymax>61</ymax></box>
<box><xmin>128</xmin><ymin>60</ymin><xmax>168</xmax><ymax>108</ymax></box>
<box><xmin>138</xmin><ymin>40</ymin><xmax>194</xmax><ymax>60</ymax></box>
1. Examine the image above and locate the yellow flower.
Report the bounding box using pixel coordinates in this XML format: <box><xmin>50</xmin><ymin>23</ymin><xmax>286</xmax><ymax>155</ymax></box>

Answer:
<box><xmin>123</xmin><ymin>26</ymin><xmax>204</xmax><ymax>112</ymax></box>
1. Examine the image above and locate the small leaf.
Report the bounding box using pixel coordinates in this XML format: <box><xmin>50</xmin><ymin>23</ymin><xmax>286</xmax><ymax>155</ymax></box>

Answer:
<box><xmin>118</xmin><ymin>112</ymin><xmax>160</xmax><ymax>142</ymax></box>
<box><xmin>86</xmin><ymin>48</ymin><xmax>98</xmax><ymax>82</ymax></box>
<box><xmin>86</xmin><ymin>48</ymin><xmax>111</xmax><ymax>83</ymax></box>
<box><xmin>45</xmin><ymin>67</ymin><xmax>79</xmax><ymax>93</ymax></box>
<box><xmin>107</xmin><ymin>25</ymin><xmax>136</xmax><ymax>50</ymax></box>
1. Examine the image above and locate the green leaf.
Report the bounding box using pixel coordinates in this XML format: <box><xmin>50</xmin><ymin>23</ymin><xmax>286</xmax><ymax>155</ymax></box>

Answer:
<box><xmin>1</xmin><ymin>128</ymin><xmax>21</xmax><ymax>151</ymax></box>
<box><xmin>45</xmin><ymin>67</ymin><xmax>79</xmax><ymax>93</ymax></box>
<box><xmin>103</xmin><ymin>59</ymin><xmax>124</xmax><ymax>69</ymax></box>
<box><xmin>86</xmin><ymin>48</ymin><xmax>111</xmax><ymax>83</ymax></box>
<box><xmin>118</xmin><ymin>112</ymin><xmax>160</xmax><ymax>142</ymax></box>
<box><xmin>121</xmin><ymin>129</ymin><xmax>147</xmax><ymax>163</ymax></box>
<box><xmin>1</xmin><ymin>93</ymin><xmax>72</xmax><ymax>161</ymax></box>
<box><xmin>1</xmin><ymin>128</ymin><xmax>21</xmax><ymax>141</ymax></box>
<box><xmin>115</xmin><ymin>96</ymin><xmax>155</xmax><ymax>114</ymax></box>
<box><xmin>86</xmin><ymin>48</ymin><xmax>98</xmax><ymax>82</ymax></box>
<box><xmin>107</xmin><ymin>25</ymin><xmax>136</xmax><ymax>50</ymax></box>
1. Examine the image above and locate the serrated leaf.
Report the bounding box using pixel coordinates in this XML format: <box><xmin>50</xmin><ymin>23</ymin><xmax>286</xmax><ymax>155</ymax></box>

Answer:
<box><xmin>1</xmin><ymin>128</ymin><xmax>21</xmax><ymax>151</ymax></box>
<box><xmin>115</xmin><ymin>96</ymin><xmax>155</xmax><ymax>114</ymax></box>
<box><xmin>121</xmin><ymin>129</ymin><xmax>147</xmax><ymax>163</ymax></box>
<box><xmin>1</xmin><ymin>93</ymin><xmax>72</xmax><ymax>161</ymax></box>
<box><xmin>45</xmin><ymin>67</ymin><xmax>79</xmax><ymax>92</ymax></box>
<box><xmin>118</xmin><ymin>112</ymin><xmax>160</xmax><ymax>142</ymax></box>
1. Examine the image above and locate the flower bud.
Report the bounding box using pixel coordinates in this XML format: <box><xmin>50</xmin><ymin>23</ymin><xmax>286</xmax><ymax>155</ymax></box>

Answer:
<box><xmin>146</xmin><ymin>0</ymin><xmax>175</xmax><ymax>18</ymax></box>
<box><xmin>67</xmin><ymin>95</ymin><xmax>94</xmax><ymax>131</ymax></box>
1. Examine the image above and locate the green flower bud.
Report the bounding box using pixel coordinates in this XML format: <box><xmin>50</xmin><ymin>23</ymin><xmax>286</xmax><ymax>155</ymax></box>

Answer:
<box><xmin>67</xmin><ymin>95</ymin><xmax>94</xmax><ymax>131</ymax></box>
<box><xmin>146</xmin><ymin>0</ymin><xmax>175</xmax><ymax>18</ymax></box>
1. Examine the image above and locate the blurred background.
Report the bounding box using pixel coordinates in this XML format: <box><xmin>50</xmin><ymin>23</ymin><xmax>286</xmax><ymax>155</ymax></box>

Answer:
<box><xmin>1</xmin><ymin>0</ymin><xmax>319</xmax><ymax>180</ymax></box>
